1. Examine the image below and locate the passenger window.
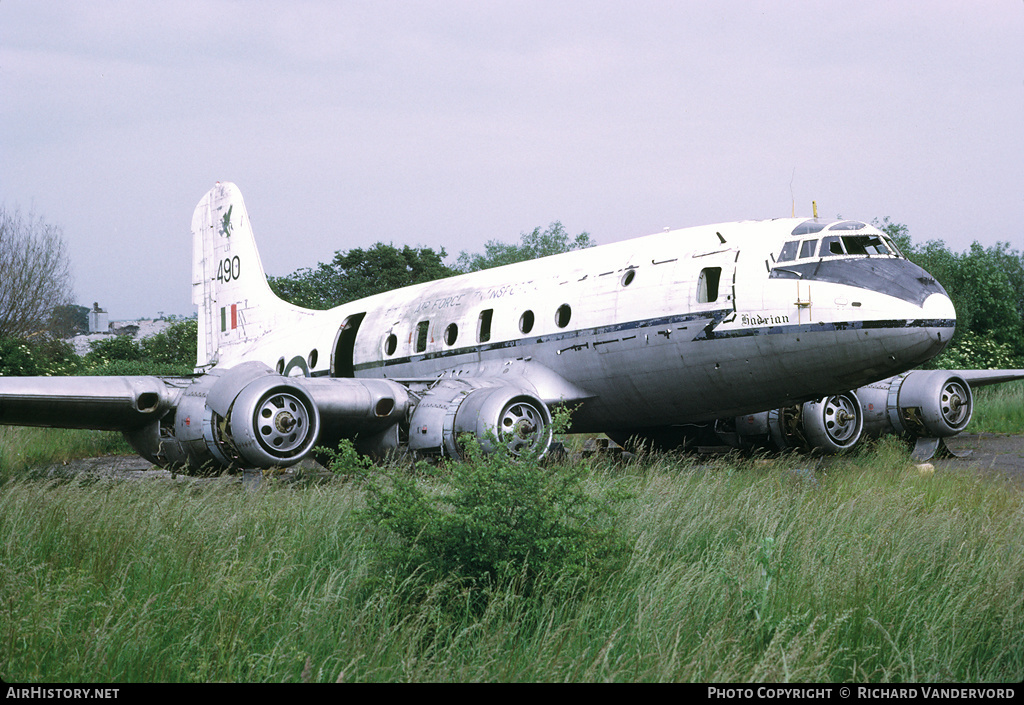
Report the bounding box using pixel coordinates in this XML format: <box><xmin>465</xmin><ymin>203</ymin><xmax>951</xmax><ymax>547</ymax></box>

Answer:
<box><xmin>415</xmin><ymin>320</ymin><xmax>429</xmax><ymax>353</ymax></box>
<box><xmin>555</xmin><ymin>304</ymin><xmax>571</xmax><ymax>328</ymax></box>
<box><xmin>799</xmin><ymin>239</ymin><xmax>818</xmax><ymax>259</ymax></box>
<box><xmin>384</xmin><ymin>333</ymin><xmax>397</xmax><ymax>356</ymax></box>
<box><xmin>697</xmin><ymin>267</ymin><xmax>722</xmax><ymax>303</ymax></box>
<box><xmin>519</xmin><ymin>310</ymin><xmax>535</xmax><ymax>334</ymax></box>
<box><xmin>443</xmin><ymin>323</ymin><xmax>458</xmax><ymax>346</ymax></box>
<box><xmin>477</xmin><ymin>309</ymin><xmax>493</xmax><ymax>343</ymax></box>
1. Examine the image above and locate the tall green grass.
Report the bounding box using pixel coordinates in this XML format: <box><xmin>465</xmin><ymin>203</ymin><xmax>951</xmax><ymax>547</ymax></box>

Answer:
<box><xmin>969</xmin><ymin>380</ymin><xmax>1024</xmax><ymax>434</ymax></box>
<box><xmin>1</xmin><ymin>438</ymin><xmax>1022</xmax><ymax>682</ymax></box>
<box><xmin>0</xmin><ymin>426</ymin><xmax>131</xmax><ymax>479</ymax></box>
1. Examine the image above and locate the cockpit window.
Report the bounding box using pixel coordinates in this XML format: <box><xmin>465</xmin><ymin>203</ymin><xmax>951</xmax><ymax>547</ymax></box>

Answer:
<box><xmin>820</xmin><ymin>235</ymin><xmax>844</xmax><ymax>256</ymax></box>
<box><xmin>883</xmin><ymin>236</ymin><xmax>904</xmax><ymax>257</ymax></box>
<box><xmin>791</xmin><ymin>220</ymin><xmax>832</xmax><ymax>236</ymax></box>
<box><xmin>843</xmin><ymin>236</ymin><xmax>892</xmax><ymax>256</ymax></box>
<box><xmin>777</xmin><ymin>230</ymin><xmax>900</xmax><ymax>265</ymax></box>
<box><xmin>819</xmin><ymin>234</ymin><xmax>894</xmax><ymax>258</ymax></box>
<box><xmin>828</xmin><ymin>220</ymin><xmax>867</xmax><ymax>231</ymax></box>
<box><xmin>777</xmin><ymin>240</ymin><xmax>799</xmax><ymax>262</ymax></box>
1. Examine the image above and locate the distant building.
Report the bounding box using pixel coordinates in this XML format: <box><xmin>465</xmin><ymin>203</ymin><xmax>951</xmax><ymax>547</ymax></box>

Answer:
<box><xmin>88</xmin><ymin>302</ymin><xmax>109</xmax><ymax>334</ymax></box>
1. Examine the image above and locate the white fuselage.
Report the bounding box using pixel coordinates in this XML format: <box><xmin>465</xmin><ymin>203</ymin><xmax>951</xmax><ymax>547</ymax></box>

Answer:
<box><xmin>215</xmin><ymin>217</ymin><xmax>955</xmax><ymax>435</ymax></box>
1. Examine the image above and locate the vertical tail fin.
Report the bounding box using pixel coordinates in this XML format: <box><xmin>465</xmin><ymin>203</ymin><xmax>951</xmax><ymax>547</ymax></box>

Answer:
<box><xmin>191</xmin><ymin>182</ymin><xmax>306</xmax><ymax>369</ymax></box>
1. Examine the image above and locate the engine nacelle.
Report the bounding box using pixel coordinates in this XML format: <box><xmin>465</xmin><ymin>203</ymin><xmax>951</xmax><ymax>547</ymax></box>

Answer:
<box><xmin>124</xmin><ymin>362</ymin><xmax>320</xmax><ymax>470</ymax></box>
<box><xmin>726</xmin><ymin>391</ymin><xmax>864</xmax><ymax>454</ymax></box>
<box><xmin>222</xmin><ymin>377</ymin><xmax>320</xmax><ymax>468</ymax></box>
<box><xmin>718</xmin><ymin>371</ymin><xmax>973</xmax><ymax>458</ymax></box>
<box><xmin>124</xmin><ymin>362</ymin><xmax>409</xmax><ymax>471</ymax></box>
<box><xmin>800</xmin><ymin>391</ymin><xmax>864</xmax><ymax>453</ymax></box>
<box><xmin>408</xmin><ymin>380</ymin><xmax>552</xmax><ymax>459</ymax></box>
<box><xmin>855</xmin><ymin>370</ymin><xmax>973</xmax><ymax>439</ymax></box>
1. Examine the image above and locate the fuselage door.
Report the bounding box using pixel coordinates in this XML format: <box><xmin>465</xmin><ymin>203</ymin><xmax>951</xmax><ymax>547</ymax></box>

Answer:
<box><xmin>332</xmin><ymin>312</ymin><xmax>366</xmax><ymax>378</ymax></box>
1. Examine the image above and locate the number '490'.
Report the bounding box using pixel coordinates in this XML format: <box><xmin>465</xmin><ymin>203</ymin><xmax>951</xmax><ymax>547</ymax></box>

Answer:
<box><xmin>217</xmin><ymin>256</ymin><xmax>241</xmax><ymax>283</ymax></box>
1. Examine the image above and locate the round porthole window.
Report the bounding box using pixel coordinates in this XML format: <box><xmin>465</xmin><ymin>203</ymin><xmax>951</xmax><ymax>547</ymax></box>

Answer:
<box><xmin>384</xmin><ymin>334</ymin><xmax>397</xmax><ymax>356</ymax></box>
<box><xmin>444</xmin><ymin>323</ymin><xmax>458</xmax><ymax>346</ymax></box>
<box><xmin>621</xmin><ymin>269</ymin><xmax>636</xmax><ymax>287</ymax></box>
<box><xmin>555</xmin><ymin>304</ymin><xmax>571</xmax><ymax>328</ymax></box>
<box><xmin>519</xmin><ymin>310</ymin><xmax>535</xmax><ymax>334</ymax></box>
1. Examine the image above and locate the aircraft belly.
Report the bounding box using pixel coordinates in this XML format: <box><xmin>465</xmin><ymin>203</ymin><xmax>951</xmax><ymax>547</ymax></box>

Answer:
<box><xmin>563</xmin><ymin>323</ymin><xmax>943</xmax><ymax>431</ymax></box>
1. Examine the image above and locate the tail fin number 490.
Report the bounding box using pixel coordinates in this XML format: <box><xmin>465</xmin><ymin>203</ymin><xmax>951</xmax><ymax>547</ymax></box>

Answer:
<box><xmin>218</xmin><ymin>256</ymin><xmax>241</xmax><ymax>283</ymax></box>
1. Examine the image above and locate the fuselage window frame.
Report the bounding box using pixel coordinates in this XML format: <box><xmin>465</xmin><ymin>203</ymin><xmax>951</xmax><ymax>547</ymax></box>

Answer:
<box><xmin>519</xmin><ymin>310</ymin><xmax>535</xmax><ymax>334</ymax></box>
<box><xmin>697</xmin><ymin>267</ymin><xmax>722</xmax><ymax>304</ymax></box>
<box><xmin>443</xmin><ymin>323</ymin><xmax>458</xmax><ymax>346</ymax></box>
<box><xmin>555</xmin><ymin>304</ymin><xmax>572</xmax><ymax>328</ymax></box>
<box><xmin>477</xmin><ymin>309</ymin><xmax>493</xmax><ymax>343</ymax></box>
<box><xmin>415</xmin><ymin>320</ymin><xmax>430</xmax><ymax>353</ymax></box>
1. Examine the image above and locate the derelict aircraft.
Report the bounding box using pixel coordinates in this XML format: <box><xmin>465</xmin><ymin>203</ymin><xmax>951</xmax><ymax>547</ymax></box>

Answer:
<box><xmin>2</xmin><ymin>182</ymin><xmax>1022</xmax><ymax>470</ymax></box>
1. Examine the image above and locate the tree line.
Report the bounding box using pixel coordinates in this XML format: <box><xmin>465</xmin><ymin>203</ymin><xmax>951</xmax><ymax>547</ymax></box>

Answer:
<box><xmin>266</xmin><ymin>221</ymin><xmax>593</xmax><ymax>309</ymax></box>
<box><xmin>876</xmin><ymin>218</ymin><xmax>1024</xmax><ymax>369</ymax></box>
<box><xmin>1</xmin><ymin>202</ymin><xmax>1021</xmax><ymax>376</ymax></box>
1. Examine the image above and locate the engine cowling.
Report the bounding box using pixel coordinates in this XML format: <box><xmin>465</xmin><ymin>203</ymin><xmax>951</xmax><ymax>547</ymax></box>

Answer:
<box><xmin>223</xmin><ymin>377</ymin><xmax>320</xmax><ymax>468</ymax></box>
<box><xmin>730</xmin><ymin>391</ymin><xmax>864</xmax><ymax>454</ymax></box>
<box><xmin>800</xmin><ymin>391</ymin><xmax>865</xmax><ymax>454</ymax></box>
<box><xmin>856</xmin><ymin>370</ymin><xmax>973</xmax><ymax>439</ymax></box>
<box><xmin>719</xmin><ymin>371</ymin><xmax>973</xmax><ymax>457</ymax></box>
<box><xmin>124</xmin><ymin>362</ymin><xmax>410</xmax><ymax>472</ymax></box>
<box><xmin>408</xmin><ymin>380</ymin><xmax>553</xmax><ymax>459</ymax></box>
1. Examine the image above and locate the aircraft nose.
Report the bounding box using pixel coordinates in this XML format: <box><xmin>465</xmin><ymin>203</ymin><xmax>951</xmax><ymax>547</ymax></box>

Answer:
<box><xmin>904</xmin><ymin>287</ymin><xmax>957</xmax><ymax>366</ymax></box>
<box><xmin>921</xmin><ymin>290</ymin><xmax>956</xmax><ymax>322</ymax></box>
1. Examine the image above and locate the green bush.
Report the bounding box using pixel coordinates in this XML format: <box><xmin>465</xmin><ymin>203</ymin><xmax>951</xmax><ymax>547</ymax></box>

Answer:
<box><xmin>0</xmin><ymin>334</ymin><xmax>82</xmax><ymax>376</ymax></box>
<box><xmin>140</xmin><ymin>317</ymin><xmax>197</xmax><ymax>367</ymax></box>
<box><xmin>83</xmin><ymin>334</ymin><xmax>145</xmax><ymax>367</ymax></box>
<box><xmin>359</xmin><ymin>410</ymin><xmax>630</xmax><ymax>610</ymax></box>
<box><xmin>0</xmin><ymin>336</ymin><xmax>42</xmax><ymax>376</ymax></box>
<box><xmin>79</xmin><ymin>317</ymin><xmax>197</xmax><ymax>376</ymax></box>
<box><xmin>929</xmin><ymin>330</ymin><xmax>1022</xmax><ymax>370</ymax></box>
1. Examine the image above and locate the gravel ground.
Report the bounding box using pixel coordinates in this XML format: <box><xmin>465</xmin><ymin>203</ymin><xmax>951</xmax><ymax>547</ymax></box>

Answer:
<box><xmin>933</xmin><ymin>433</ymin><xmax>1024</xmax><ymax>481</ymax></box>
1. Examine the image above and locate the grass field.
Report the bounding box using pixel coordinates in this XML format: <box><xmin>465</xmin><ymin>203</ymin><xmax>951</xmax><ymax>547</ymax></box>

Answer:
<box><xmin>969</xmin><ymin>380</ymin><xmax>1024</xmax><ymax>435</ymax></box>
<box><xmin>0</xmin><ymin>387</ymin><xmax>1022</xmax><ymax>682</ymax></box>
<box><xmin>1</xmin><ymin>436</ymin><xmax>1022</xmax><ymax>682</ymax></box>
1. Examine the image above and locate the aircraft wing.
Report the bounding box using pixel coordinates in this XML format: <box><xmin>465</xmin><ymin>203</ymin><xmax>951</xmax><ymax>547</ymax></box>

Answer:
<box><xmin>952</xmin><ymin>370</ymin><xmax>1024</xmax><ymax>389</ymax></box>
<box><xmin>0</xmin><ymin>362</ymin><xmax>414</xmax><ymax>470</ymax></box>
<box><xmin>0</xmin><ymin>359</ymin><xmax>581</xmax><ymax>471</ymax></box>
<box><xmin>0</xmin><ymin>376</ymin><xmax>184</xmax><ymax>431</ymax></box>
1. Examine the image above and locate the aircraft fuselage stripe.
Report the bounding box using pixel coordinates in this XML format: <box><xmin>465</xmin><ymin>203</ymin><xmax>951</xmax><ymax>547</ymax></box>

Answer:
<box><xmin>350</xmin><ymin>311</ymin><xmax>955</xmax><ymax>374</ymax></box>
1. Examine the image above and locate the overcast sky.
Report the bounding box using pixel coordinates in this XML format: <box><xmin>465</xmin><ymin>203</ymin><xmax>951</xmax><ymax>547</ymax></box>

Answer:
<box><xmin>2</xmin><ymin>1</ymin><xmax>1022</xmax><ymax>320</ymax></box>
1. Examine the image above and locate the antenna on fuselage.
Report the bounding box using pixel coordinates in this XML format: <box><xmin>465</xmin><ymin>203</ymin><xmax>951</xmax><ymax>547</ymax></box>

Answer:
<box><xmin>790</xmin><ymin>167</ymin><xmax>796</xmax><ymax>217</ymax></box>
<box><xmin>812</xmin><ymin>200</ymin><xmax>818</xmax><ymax>219</ymax></box>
